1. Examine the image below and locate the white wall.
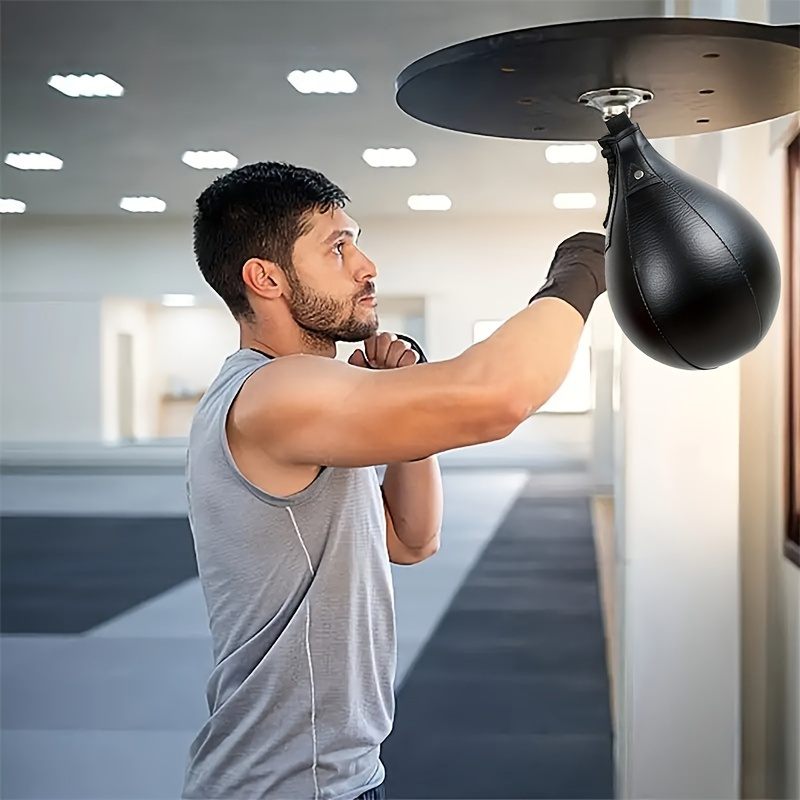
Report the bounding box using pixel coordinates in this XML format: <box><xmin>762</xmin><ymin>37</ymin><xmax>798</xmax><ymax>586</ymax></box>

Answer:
<box><xmin>616</xmin><ymin>298</ymin><xmax>742</xmax><ymax>800</ymax></box>
<box><xmin>0</xmin><ymin>212</ymin><xmax>603</xmax><ymax>358</ymax></box>
<box><xmin>148</xmin><ymin>305</ymin><xmax>238</xmax><ymax>399</ymax></box>
<box><xmin>0</xmin><ymin>212</ymin><xmax>601</xmax><ymax>460</ymax></box>
<box><xmin>0</xmin><ymin>298</ymin><xmax>103</xmax><ymax>443</ymax></box>
<box><xmin>733</xmin><ymin>114</ymin><xmax>800</xmax><ymax>800</ymax></box>
<box><xmin>606</xmin><ymin>130</ymin><xmax>743</xmax><ymax>800</ymax></box>
<box><xmin>613</xmin><ymin>113</ymin><xmax>800</xmax><ymax>800</ymax></box>
<box><xmin>147</xmin><ymin>304</ymin><xmax>239</xmax><ymax>437</ymax></box>
<box><xmin>356</xmin><ymin>214</ymin><xmax>604</xmax><ymax>362</ymax></box>
<box><xmin>612</xmin><ymin>4</ymin><xmax>800</xmax><ymax>799</ymax></box>
<box><xmin>724</xmin><ymin>7</ymin><xmax>800</xmax><ymax>800</ymax></box>
<box><xmin>99</xmin><ymin>300</ymin><xmax>239</xmax><ymax>441</ymax></box>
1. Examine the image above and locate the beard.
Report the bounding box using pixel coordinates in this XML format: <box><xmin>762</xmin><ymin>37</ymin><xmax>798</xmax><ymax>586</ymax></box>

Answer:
<box><xmin>285</xmin><ymin>272</ymin><xmax>379</xmax><ymax>345</ymax></box>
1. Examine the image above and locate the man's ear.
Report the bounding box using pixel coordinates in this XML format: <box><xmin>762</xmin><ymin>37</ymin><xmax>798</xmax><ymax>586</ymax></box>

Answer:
<box><xmin>242</xmin><ymin>258</ymin><xmax>285</xmax><ymax>301</ymax></box>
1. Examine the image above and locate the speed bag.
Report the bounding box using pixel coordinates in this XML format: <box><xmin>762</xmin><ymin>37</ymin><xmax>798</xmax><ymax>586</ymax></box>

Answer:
<box><xmin>599</xmin><ymin>112</ymin><xmax>781</xmax><ymax>370</ymax></box>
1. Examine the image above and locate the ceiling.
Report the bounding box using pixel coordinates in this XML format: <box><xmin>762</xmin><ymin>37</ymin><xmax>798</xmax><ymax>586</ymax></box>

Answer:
<box><xmin>2</xmin><ymin>0</ymin><xmax>675</xmax><ymax>218</ymax></box>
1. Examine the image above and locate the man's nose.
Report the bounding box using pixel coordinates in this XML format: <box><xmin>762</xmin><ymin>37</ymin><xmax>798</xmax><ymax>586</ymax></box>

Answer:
<box><xmin>355</xmin><ymin>251</ymin><xmax>377</xmax><ymax>282</ymax></box>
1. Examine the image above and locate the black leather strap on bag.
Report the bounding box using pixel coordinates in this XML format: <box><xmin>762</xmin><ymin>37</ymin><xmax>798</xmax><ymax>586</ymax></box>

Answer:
<box><xmin>362</xmin><ymin>333</ymin><xmax>428</xmax><ymax>367</ymax></box>
<box><xmin>393</xmin><ymin>333</ymin><xmax>428</xmax><ymax>364</ymax></box>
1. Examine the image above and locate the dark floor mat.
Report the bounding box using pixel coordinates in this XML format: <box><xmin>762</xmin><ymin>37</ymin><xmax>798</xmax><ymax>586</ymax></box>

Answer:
<box><xmin>0</xmin><ymin>516</ymin><xmax>198</xmax><ymax>634</ymax></box>
<box><xmin>382</xmin><ymin>493</ymin><xmax>614</xmax><ymax>799</ymax></box>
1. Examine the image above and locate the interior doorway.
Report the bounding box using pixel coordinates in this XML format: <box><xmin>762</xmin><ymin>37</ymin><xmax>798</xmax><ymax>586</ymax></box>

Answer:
<box><xmin>117</xmin><ymin>332</ymin><xmax>135</xmax><ymax>441</ymax></box>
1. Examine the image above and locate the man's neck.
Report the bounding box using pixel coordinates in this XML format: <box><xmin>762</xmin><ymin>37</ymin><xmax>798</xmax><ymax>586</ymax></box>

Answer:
<box><xmin>240</xmin><ymin>326</ymin><xmax>336</xmax><ymax>359</ymax></box>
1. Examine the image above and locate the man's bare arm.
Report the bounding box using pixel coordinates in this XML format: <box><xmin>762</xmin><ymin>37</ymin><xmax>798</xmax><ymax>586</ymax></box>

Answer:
<box><xmin>234</xmin><ymin>231</ymin><xmax>606</xmax><ymax>469</ymax></box>
<box><xmin>382</xmin><ymin>456</ymin><xmax>443</xmax><ymax>565</ymax></box>
<box><xmin>231</xmin><ymin>296</ymin><xmax>585</xmax><ymax>468</ymax></box>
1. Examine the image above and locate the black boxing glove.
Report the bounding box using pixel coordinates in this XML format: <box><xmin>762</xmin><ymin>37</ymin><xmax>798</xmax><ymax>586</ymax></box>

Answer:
<box><xmin>529</xmin><ymin>232</ymin><xmax>607</xmax><ymax>322</ymax></box>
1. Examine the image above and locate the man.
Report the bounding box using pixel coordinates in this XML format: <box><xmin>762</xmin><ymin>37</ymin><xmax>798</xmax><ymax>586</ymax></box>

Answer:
<box><xmin>182</xmin><ymin>161</ymin><xmax>606</xmax><ymax>800</ymax></box>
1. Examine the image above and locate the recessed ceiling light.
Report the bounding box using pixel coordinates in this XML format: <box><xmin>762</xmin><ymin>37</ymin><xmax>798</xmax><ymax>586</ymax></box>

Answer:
<box><xmin>545</xmin><ymin>144</ymin><xmax>598</xmax><ymax>164</ymax></box>
<box><xmin>408</xmin><ymin>194</ymin><xmax>452</xmax><ymax>211</ymax></box>
<box><xmin>0</xmin><ymin>199</ymin><xmax>26</xmax><ymax>214</ymax></box>
<box><xmin>363</xmin><ymin>148</ymin><xmax>416</xmax><ymax>168</ymax></box>
<box><xmin>48</xmin><ymin>73</ymin><xmax>124</xmax><ymax>98</ymax></box>
<box><xmin>287</xmin><ymin>69</ymin><xmax>357</xmax><ymax>94</ymax></box>
<box><xmin>5</xmin><ymin>152</ymin><xmax>63</xmax><ymax>171</ymax></box>
<box><xmin>162</xmin><ymin>294</ymin><xmax>196</xmax><ymax>307</ymax></box>
<box><xmin>553</xmin><ymin>192</ymin><xmax>597</xmax><ymax>210</ymax></box>
<box><xmin>182</xmin><ymin>150</ymin><xmax>238</xmax><ymax>170</ymax></box>
<box><xmin>120</xmin><ymin>196</ymin><xmax>166</xmax><ymax>213</ymax></box>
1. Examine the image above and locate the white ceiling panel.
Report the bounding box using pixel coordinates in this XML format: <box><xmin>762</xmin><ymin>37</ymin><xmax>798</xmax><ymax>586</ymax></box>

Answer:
<box><xmin>1</xmin><ymin>0</ymin><xmax>666</xmax><ymax>217</ymax></box>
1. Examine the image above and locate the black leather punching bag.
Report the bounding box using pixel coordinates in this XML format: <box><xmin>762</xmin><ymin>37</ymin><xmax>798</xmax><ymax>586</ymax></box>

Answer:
<box><xmin>599</xmin><ymin>113</ymin><xmax>781</xmax><ymax>370</ymax></box>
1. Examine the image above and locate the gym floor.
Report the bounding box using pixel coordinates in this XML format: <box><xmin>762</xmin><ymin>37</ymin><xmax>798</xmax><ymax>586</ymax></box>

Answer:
<box><xmin>0</xmin><ymin>464</ymin><xmax>613</xmax><ymax>799</ymax></box>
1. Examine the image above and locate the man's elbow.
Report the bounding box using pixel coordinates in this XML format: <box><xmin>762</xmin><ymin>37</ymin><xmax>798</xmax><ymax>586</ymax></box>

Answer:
<box><xmin>391</xmin><ymin>531</ymin><xmax>441</xmax><ymax>565</ymax></box>
<box><xmin>416</xmin><ymin>533</ymin><xmax>441</xmax><ymax>563</ymax></box>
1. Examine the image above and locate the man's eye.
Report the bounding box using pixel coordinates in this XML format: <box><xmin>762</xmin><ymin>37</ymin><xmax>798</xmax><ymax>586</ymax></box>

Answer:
<box><xmin>334</xmin><ymin>242</ymin><xmax>345</xmax><ymax>255</ymax></box>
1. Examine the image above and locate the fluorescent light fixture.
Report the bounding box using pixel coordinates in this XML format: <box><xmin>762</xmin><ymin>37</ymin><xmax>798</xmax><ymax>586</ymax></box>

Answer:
<box><xmin>362</xmin><ymin>148</ymin><xmax>416</xmax><ymax>168</ymax></box>
<box><xmin>287</xmin><ymin>69</ymin><xmax>357</xmax><ymax>94</ymax></box>
<box><xmin>553</xmin><ymin>192</ymin><xmax>597</xmax><ymax>210</ymax></box>
<box><xmin>5</xmin><ymin>152</ymin><xmax>63</xmax><ymax>171</ymax></box>
<box><xmin>120</xmin><ymin>196</ymin><xmax>166</xmax><ymax>213</ymax></box>
<box><xmin>408</xmin><ymin>194</ymin><xmax>452</xmax><ymax>211</ymax></box>
<box><xmin>162</xmin><ymin>294</ymin><xmax>196</xmax><ymax>307</ymax></box>
<box><xmin>0</xmin><ymin>198</ymin><xmax>26</xmax><ymax>214</ymax></box>
<box><xmin>182</xmin><ymin>150</ymin><xmax>238</xmax><ymax>170</ymax></box>
<box><xmin>48</xmin><ymin>73</ymin><xmax>124</xmax><ymax>98</ymax></box>
<box><xmin>545</xmin><ymin>144</ymin><xmax>598</xmax><ymax>164</ymax></box>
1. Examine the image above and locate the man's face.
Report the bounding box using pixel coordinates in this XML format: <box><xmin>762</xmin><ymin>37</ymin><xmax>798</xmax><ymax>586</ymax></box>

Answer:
<box><xmin>286</xmin><ymin>207</ymin><xmax>379</xmax><ymax>343</ymax></box>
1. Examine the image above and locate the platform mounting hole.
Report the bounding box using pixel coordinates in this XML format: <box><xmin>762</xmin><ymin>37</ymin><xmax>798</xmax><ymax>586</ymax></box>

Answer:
<box><xmin>609</xmin><ymin>89</ymin><xmax>620</xmax><ymax>96</ymax></box>
<box><xmin>699</xmin><ymin>89</ymin><xmax>715</xmax><ymax>94</ymax></box>
<box><xmin>532</xmin><ymin>126</ymin><xmax>545</xmax><ymax>132</ymax></box>
<box><xmin>697</xmin><ymin>118</ymin><xmax>710</xmax><ymax>124</ymax></box>
<box><xmin>703</xmin><ymin>53</ymin><xmax>720</xmax><ymax>58</ymax></box>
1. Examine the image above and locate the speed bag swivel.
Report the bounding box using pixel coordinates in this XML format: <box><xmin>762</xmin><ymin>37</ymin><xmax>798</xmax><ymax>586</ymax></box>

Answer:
<box><xmin>599</xmin><ymin>113</ymin><xmax>781</xmax><ymax>370</ymax></box>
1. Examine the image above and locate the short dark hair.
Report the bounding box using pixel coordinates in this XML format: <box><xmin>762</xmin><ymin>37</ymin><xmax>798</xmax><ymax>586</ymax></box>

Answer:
<box><xmin>193</xmin><ymin>161</ymin><xmax>349</xmax><ymax>320</ymax></box>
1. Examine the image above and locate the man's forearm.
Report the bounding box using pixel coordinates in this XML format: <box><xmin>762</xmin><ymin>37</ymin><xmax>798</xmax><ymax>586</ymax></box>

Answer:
<box><xmin>382</xmin><ymin>456</ymin><xmax>443</xmax><ymax>551</ymax></box>
<box><xmin>459</xmin><ymin>297</ymin><xmax>585</xmax><ymax>421</ymax></box>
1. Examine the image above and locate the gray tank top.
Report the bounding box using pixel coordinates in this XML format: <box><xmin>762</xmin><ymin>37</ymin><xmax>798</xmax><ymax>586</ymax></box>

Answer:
<box><xmin>182</xmin><ymin>348</ymin><xmax>396</xmax><ymax>800</ymax></box>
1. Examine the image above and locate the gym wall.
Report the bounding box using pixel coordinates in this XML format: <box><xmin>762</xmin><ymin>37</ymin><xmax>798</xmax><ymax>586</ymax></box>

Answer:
<box><xmin>734</xmin><ymin>118</ymin><xmax>800</xmax><ymax>800</ymax></box>
<box><xmin>0</xmin><ymin>211</ymin><xmax>601</xmax><ymax>457</ymax></box>
<box><xmin>1</xmin><ymin>298</ymin><xmax>103</xmax><ymax>442</ymax></box>
<box><xmin>605</xmin><ymin>108</ymin><xmax>800</xmax><ymax>800</ymax></box>
<box><xmin>100</xmin><ymin>299</ymin><xmax>240</xmax><ymax>441</ymax></box>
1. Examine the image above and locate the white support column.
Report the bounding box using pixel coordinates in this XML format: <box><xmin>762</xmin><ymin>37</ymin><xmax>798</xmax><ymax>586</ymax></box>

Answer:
<box><xmin>615</xmin><ymin>339</ymin><xmax>741</xmax><ymax>799</ymax></box>
<box><xmin>590</xmin><ymin>295</ymin><xmax>616</xmax><ymax>494</ymax></box>
<box><xmin>613</xmin><ymin>2</ymin><xmax>750</xmax><ymax>797</ymax></box>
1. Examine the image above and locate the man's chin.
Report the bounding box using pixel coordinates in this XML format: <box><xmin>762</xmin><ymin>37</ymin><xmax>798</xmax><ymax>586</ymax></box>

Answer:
<box><xmin>337</xmin><ymin>323</ymin><xmax>379</xmax><ymax>343</ymax></box>
<box><xmin>294</xmin><ymin>308</ymin><xmax>378</xmax><ymax>344</ymax></box>
<box><xmin>338</xmin><ymin>309</ymin><xmax>379</xmax><ymax>342</ymax></box>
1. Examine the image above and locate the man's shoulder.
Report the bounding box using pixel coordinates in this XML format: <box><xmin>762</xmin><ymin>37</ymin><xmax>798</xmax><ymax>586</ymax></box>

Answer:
<box><xmin>226</xmin><ymin>354</ymin><xmax>314</xmax><ymax>448</ymax></box>
<box><xmin>205</xmin><ymin>349</ymin><xmax>273</xmax><ymax>399</ymax></box>
<box><xmin>235</xmin><ymin>352</ymin><xmax>345</xmax><ymax>409</ymax></box>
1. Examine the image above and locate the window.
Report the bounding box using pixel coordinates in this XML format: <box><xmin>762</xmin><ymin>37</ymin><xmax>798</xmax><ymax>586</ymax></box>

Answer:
<box><xmin>472</xmin><ymin>319</ymin><xmax>593</xmax><ymax>413</ymax></box>
<box><xmin>786</xmin><ymin>132</ymin><xmax>800</xmax><ymax>567</ymax></box>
